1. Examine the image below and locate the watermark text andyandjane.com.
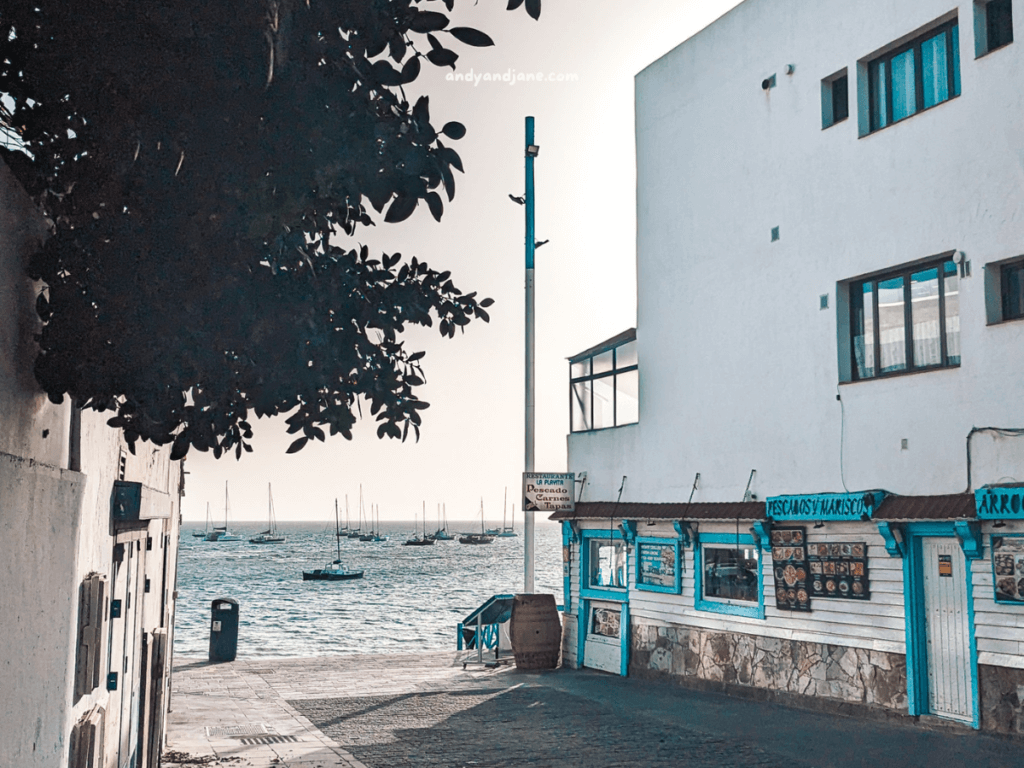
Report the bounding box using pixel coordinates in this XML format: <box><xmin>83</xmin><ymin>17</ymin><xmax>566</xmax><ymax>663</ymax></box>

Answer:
<box><xmin>445</xmin><ymin>68</ymin><xmax>580</xmax><ymax>86</ymax></box>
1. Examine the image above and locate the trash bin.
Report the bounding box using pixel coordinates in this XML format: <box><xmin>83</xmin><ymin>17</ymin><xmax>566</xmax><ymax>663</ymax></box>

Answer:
<box><xmin>208</xmin><ymin>598</ymin><xmax>239</xmax><ymax>662</ymax></box>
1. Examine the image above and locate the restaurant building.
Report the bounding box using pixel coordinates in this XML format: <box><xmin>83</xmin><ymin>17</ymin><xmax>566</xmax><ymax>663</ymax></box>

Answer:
<box><xmin>555</xmin><ymin>0</ymin><xmax>1024</xmax><ymax>734</ymax></box>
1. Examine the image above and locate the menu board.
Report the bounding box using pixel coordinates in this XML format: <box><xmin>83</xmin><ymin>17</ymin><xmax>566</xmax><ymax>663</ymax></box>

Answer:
<box><xmin>771</xmin><ymin>527</ymin><xmax>811</xmax><ymax>612</ymax></box>
<box><xmin>591</xmin><ymin>606</ymin><xmax>621</xmax><ymax>637</ymax></box>
<box><xmin>992</xmin><ymin>535</ymin><xmax>1024</xmax><ymax>604</ymax></box>
<box><xmin>638</xmin><ymin>540</ymin><xmax>678</xmax><ymax>589</ymax></box>
<box><xmin>807</xmin><ymin>542</ymin><xmax>869</xmax><ymax>600</ymax></box>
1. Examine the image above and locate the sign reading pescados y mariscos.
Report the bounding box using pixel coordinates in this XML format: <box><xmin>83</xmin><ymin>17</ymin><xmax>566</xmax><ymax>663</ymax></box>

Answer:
<box><xmin>766</xmin><ymin>491</ymin><xmax>886</xmax><ymax>521</ymax></box>
<box><xmin>523</xmin><ymin>472</ymin><xmax>575</xmax><ymax>512</ymax></box>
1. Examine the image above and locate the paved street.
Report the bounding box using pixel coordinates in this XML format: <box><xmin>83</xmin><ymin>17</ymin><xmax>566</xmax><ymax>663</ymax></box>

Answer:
<box><xmin>164</xmin><ymin>652</ymin><xmax>1020</xmax><ymax>768</ymax></box>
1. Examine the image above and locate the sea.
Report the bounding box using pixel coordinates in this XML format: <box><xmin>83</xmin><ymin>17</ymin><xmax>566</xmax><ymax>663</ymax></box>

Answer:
<box><xmin>173</xmin><ymin>519</ymin><xmax>564</xmax><ymax>659</ymax></box>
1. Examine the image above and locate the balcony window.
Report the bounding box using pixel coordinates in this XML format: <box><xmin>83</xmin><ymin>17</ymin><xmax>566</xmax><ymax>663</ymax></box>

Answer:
<box><xmin>569</xmin><ymin>330</ymin><xmax>639</xmax><ymax>432</ymax></box>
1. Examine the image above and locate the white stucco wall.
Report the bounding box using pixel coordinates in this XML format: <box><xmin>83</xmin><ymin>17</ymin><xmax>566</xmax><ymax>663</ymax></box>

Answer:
<box><xmin>571</xmin><ymin>0</ymin><xmax>1024</xmax><ymax>503</ymax></box>
<box><xmin>0</xmin><ymin>157</ymin><xmax>182</xmax><ymax>767</ymax></box>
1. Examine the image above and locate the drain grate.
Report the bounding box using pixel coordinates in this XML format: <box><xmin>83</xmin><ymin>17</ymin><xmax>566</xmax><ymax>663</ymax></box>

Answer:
<box><xmin>205</xmin><ymin>724</ymin><xmax>267</xmax><ymax>738</ymax></box>
<box><xmin>238</xmin><ymin>734</ymin><xmax>299</xmax><ymax>746</ymax></box>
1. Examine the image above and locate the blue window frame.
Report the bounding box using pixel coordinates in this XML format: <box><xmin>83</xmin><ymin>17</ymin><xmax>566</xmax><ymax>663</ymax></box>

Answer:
<box><xmin>634</xmin><ymin>536</ymin><xmax>681</xmax><ymax>594</ymax></box>
<box><xmin>580</xmin><ymin>529</ymin><xmax>628</xmax><ymax>601</ymax></box>
<box><xmin>695</xmin><ymin>533</ymin><xmax>764</xmax><ymax>619</ymax></box>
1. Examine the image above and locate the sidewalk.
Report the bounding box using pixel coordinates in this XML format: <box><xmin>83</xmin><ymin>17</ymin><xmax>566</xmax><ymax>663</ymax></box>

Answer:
<box><xmin>164</xmin><ymin>652</ymin><xmax>1021</xmax><ymax>768</ymax></box>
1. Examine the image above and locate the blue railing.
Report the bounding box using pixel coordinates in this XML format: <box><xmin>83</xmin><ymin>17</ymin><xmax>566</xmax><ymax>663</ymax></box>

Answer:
<box><xmin>457</xmin><ymin>594</ymin><xmax>514</xmax><ymax>651</ymax></box>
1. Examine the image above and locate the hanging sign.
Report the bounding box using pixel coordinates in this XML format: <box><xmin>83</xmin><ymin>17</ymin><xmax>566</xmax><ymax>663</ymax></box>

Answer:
<box><xmin>523</xmin><ymin>472</ymin><xmax>575</xmax><ymax>512</ymax></box>
<box><xmin>937</xmin><ymin>554</ymin><xmax>953</xmax><ymax>577</ymax></box>
<box><xmin>767</xmin><ymin>491</ymin><xmax>885</xmax><ymax>521</ymax></box>
<box><xmin>636</xmin><ymin>539</ymin><xmax>680</xmax><ymax>592</ymax></box>
<box><xmin>976</xmin><ymin>487</ymin><xmax>1024</xmax><ymax>519</ymax></box>
<box><xmin>991</xmin><ymin>535</ymin><xmax>1024</xmax><ymax>604</ymax></box>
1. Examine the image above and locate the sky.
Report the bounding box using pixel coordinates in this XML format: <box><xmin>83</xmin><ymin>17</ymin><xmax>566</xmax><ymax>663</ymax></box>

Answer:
<box><xmin>183</xmin><ymin>0</ymin><xmax>743</xmax><ymax>526</ymax></box>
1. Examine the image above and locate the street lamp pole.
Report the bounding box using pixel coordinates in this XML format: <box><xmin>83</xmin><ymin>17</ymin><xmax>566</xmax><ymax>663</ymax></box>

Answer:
<box><xmin>524</xmin><ymin>116</ymin><xmax>537</xmax><ymax>594</ymax></box>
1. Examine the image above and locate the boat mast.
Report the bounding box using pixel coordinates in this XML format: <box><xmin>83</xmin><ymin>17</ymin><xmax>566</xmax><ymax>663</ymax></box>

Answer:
<box><xmin>503</xmin><ymin>486</ymin><xmax>507</xmax><ymax>531</ymax></box>
<box><xmin>335</xmin><ymin>498</ymin><xmax>341</xmax><ymax>561</ymax></box>
<box><xmin>225</xmin><ymin>481</ymin><xmax>230</xmax><ymax>529</ymax></box>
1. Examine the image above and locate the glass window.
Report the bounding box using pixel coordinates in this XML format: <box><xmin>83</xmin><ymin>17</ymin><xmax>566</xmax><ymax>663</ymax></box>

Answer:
<box><xmin>910</xmin><ymin>267</ymin><xmax>941</xmax><ymax>368</ymax></box>
<box><xmin>568</xmin><ymin>333</ymin><xmax>639</xmax><ymax>432</ymax></box>
<box><xmin>593</xmin><ymin>376</ymin><xmax>615</xmax><ymax>429</ymax></box>
<box><xmin>849</xmin><ymin>256</ymin><xmax>960</xmax><ymax>380</ymax></box>
<box><xmin>832</xmin><ymin>75</ymin><xmax>849</xmax><ymax>123</ymax></box>
<box><xmin>986</xmin><ymin>0</ymin><xmax>1014</xmax><ymax>53</ymax></box>
<box><xmin>878</xmin><ymin>276</ymin><xmax>907</xmax><ymax>374</ymax></box>
<box><xmin>616</xmin><ymin>369</ymin><xmax>639</xmax><ymax>425</ymax></box>
<box><xmin>571</xmin><ymin>381</ymin><xmax>591</xmax><ymax>432</ymax></box>
<box><xmin>703</xmin><ymin>546</ymin><xmax>759</xmax><ymax>603</ymax></box>
<box><xmin>588</xmin><ymin>539</ymin><xmax>626</xmax><ymax>589</ymax></box>
<box><xmin>1001</xmin><ymin>260</ymin><xmax>1024</xmax><ymax>321</ymax></box>
<box><xmin>867</xmin><ymin>20</ymin><xmax>960</xmax><ymax>133</ymax></box>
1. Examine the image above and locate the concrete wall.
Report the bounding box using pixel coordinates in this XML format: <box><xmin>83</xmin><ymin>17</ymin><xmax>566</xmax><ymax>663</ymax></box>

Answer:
<box><xmin>0</xmin><ymin>157</ymin><xmax>182</xmax><ymax>767</ymax></box>
<box><xmin>569</xmin><ymin>0</ymin><xmax>1024</xmax><ymax>504</ymax></box>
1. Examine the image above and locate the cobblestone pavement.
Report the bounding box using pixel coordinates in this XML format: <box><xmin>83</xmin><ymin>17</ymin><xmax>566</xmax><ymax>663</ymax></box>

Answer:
<box><xmin>166</xmin><ymin>652</ymin><xmax>1022</xmax><ymax>768</ymax></box>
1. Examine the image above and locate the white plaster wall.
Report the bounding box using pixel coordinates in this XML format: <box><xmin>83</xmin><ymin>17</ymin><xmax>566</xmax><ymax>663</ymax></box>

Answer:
<box><xmin>571</xmin><ymin>0</ymin><xmax>1024</xmax><ymax>503</ymax></box>
<box><xmin>0</xmin><ymin>157</ymin><xmax>183</xmax><ymax>767</ymax></box>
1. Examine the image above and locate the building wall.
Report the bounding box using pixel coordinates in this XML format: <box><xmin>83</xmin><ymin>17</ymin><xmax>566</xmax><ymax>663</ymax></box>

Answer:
<box><xmin>0</xmin><ymin>158</ymin><xmax>182</xmax><ymax>767</ymax></box>
<box><xmin>570</xmin><ymin>0</ymin><xmax>1024</xmax><ymax>504</ymax></box>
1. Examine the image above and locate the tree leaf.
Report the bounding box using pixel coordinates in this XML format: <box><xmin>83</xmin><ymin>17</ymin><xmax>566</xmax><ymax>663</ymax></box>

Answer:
<box><xmin>371</xmin><ymin>60</ymin><xmax>404</xmax><ymax>86</ymax></box>
<box><xmin>409</xmin><ymin>11</ymin><xmax>450</xmax><ymax>33</ymax></box>
<box><xmin>479</xmin><ymin>297</ymin><xmax>495</xmax><ymax>307</ymax></box>
<box><xmin>425</xmin><ymin>191</ymin><xmax>443</xmax><ymax>222</ymax></box>
<box><xmin>286</xmin><ymin>436</ymin><xmax>309</xmax><ymax>454</ymax></box>
<box><xmin>400</xmin><ymin>55</ymin><xmax>421</xmax><ymax>84</ymax></box>
<box><xmin>440</xmin><ymin>121</ymin><xmax>466</xmax><ymax>140</ymax></box>
<box><xmin>385</xmin><ymin>195</ymin><xmax>417</xmax><ymax>223</ymax></box>
<box><xmin>448</xmin><ymin>27</ymin><xmax>494</xmax><ymax>47</ymax></box>
<box><xmin>426</xmin><ymin>47</ymin><xmax>458</xmax><ymax>69</ymax></box>
<box><xmin>507</xmin><ymin>0</ymin><xmax>525</xmax><ymax>9</ymax></box>
<box><xmin>525</xmin><ymin>0</ymin><xmax>542</xmax><ymax>19</ymax></box>
<box><xmin>170</xmin><ymin>432</ymin><xmax>190</xmax><ymax>461</ymax></box>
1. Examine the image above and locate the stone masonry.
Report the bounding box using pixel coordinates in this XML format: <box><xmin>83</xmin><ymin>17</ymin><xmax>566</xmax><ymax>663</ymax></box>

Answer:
<box><xmin>630</xmin><ymin>621</ymin><xmax>908</xmax><ymax>712</ymax></box>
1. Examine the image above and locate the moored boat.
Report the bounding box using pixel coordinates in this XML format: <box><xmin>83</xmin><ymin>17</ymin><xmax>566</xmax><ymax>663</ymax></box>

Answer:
<box><xmin>304</xmin><ymin>499</ymin><xmax>363</xmax><ymax>581</ymax></box>
<box><xmin>250</xmin><ymin>483</ymin><xmax>286</xmax><ymax>544</ymax></box>
<box><xmin>206</xmin><ymin>483</ymin><xmax>241</xmax><ymax>541</ymax></box>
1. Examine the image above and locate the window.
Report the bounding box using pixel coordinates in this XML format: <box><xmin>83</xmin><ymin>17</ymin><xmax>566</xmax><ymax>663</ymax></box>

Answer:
<box><xmin>821</xmin><ymin>69</ymin><xmax>849</xmax><ymax>128</ymax></box>
<box><xmin>849</xmin><ymin>255</ymin><xmax>960</xmax><ymax>380</ymax></box>
<box><xmin>977</xmin><ymin>0</ymin><xmax>1013</xmax><ymax>56</ymax></box>
<box><xmin>569</xmin><ymin>330</ymin><xmax>639</xmax><ymax>432</ymax></box>
<box><xmin>1001</xmin><ymin>260</ymin><xmax>1024</xmax><ymax>321</ymax></box>
<box><xmin>868</xmin><ymin>19</ymin><xmax>960</xmax><ymax>132</ymax></box>
<box><xmin>695</xmin><ymin>533</ymin><xmax>764</xmax><ymax>618</ymax></box>
<box><xmin>586</xmin><ymin>538</ymin><xmax>627</xmax><ymax>590</ymax></box>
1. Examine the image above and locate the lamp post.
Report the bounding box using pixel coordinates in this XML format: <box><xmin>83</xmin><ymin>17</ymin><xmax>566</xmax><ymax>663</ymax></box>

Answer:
<box><xmin>524</xmin><ymin>116</ymin><xmax>538</xmax><ymax>593</ymax></box>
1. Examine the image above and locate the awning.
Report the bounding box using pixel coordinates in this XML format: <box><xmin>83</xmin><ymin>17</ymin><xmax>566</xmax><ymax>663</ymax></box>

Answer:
<box><xmin>549</xmin><ymin>500</ymin><xmax>766</xmax><ymax>522</ymax></box>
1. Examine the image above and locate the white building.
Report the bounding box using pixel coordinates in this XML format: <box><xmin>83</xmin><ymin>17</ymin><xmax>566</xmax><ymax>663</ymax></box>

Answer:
<box><xmin>0</xmin><ymin>159</ymin><xmax>184</xmax><ymax>767</ymax></box>
<box><xmin>557</xmin><ymin>0</ymin><xmax>1024</xmax><ymax>735</ymax></box>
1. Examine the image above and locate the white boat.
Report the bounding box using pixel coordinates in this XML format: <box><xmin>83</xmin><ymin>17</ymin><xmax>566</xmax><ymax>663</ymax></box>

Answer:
<box><xmin>250</xmin><ymin>483</ymin><xmax>285</xmax><ymax>544</ymax></box>
<box><xmin>497</xmin><ymin>491</ymin><xmax>518</xmax><ymax>538</ymax></box>
<box><xmin>205</xmin><ymin>482</ymin><xmax>241</xmax><ymax>541</ymax></box>
<box><xmin>432</xmin><ymin>503</ymin><xmax>454</xmax><ymax>540</ymax></box>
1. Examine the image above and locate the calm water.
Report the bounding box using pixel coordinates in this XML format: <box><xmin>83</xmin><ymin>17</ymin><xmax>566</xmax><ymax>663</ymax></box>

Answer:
<box><xmin>173</xmin><ymin>520</ymin><xmax>563</xmax><ymax>658</ymax></box>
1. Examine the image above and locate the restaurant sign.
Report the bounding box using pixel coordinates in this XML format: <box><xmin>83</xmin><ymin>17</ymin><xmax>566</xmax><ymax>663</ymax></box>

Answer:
<box><xmin>976</xmin><ymin>487</ymin><xmax>1024</xmax><ymax>519</ymax></box>
<box><xmin>766</xmin><ymin>491</ymin><xmax>886</xmax><ymax>521</ymax></box>
<box><xmin>523</xmin><ymin>472</ymin><xmax>575</xmax><ymax>512</ymax></box>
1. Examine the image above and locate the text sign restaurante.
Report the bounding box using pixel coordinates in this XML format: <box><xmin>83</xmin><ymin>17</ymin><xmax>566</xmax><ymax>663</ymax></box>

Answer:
<box><xmin>523</xmin><ymin>472</ymin><xmax>575</xmax><ymax>512</ymax></box>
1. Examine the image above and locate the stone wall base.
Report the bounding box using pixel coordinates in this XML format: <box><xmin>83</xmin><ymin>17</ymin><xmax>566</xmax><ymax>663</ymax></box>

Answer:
<box><xmin>980</xmin><ymin>664</ymin><xmax>1024</xmax><ymax>736</ymax></box>
<box><xmin>630</xmin><ymin>622</ymin><xmax>908</xmax><ymax>715</ymax></box>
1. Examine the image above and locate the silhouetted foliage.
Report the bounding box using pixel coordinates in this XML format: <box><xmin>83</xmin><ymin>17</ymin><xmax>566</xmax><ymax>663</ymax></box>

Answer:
<box><xmin>0</xmin><ymin>0</ymin><xmax>536</xmax><ymax>458</ymax></box>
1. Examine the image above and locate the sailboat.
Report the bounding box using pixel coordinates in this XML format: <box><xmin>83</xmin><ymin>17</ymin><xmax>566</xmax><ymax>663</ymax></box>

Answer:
<box><xmin>347</xmin><ymin>489</ymin><xmax>363</xmax><ymax>538</ymax></box>
<box><xmin>432</xmin><ymin>502</ymin><xmax>454</xmax><ymax>541</ymax></box>
<box><xmin>404</xmin><ymin>503</ymin><xmax>435</xmax><ymax>545</ymax></box>
<box><xmin>459</xmin><ymin>498</ymin><xmax>495</xmax><ymax>545</ymax></box>
<box><xmin>358</xmin><ymin>488</ymin><xmax>375</xmax><ymax>541</ymax></box>
<box><xmin>205</xmin><ymin>482</ymin><xmax>241</xmax><ymax>541</ymax></box>
<box><xmin>250</xmin><ymin>483</ymin><xmax>286</xmax><ymax>544</ymax></box>
<box><xmin>372</xmin><ymin>505</ymin><xmax>389</xmax><ymax>542</ymax></box>
<box><xmin>192</xmin><ymin>503</ymin><xmax>211</xmax><ymax>537</ymax></box>
<box><xmin>497</xmin><ymin>490</ymin><xmax>518</xmax><ymax>537</ymax></box>
<box><xmin>303</xmin><ymin>499</ymin><xmax>364</xmax><ymax>581</ymax></box>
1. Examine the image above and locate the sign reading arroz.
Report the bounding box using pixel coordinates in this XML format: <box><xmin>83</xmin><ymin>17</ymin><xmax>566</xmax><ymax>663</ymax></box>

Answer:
<box><xmin>523</xmin><ymin>472</ymin><xmax>575</xmax><ymax>512</ymax></box>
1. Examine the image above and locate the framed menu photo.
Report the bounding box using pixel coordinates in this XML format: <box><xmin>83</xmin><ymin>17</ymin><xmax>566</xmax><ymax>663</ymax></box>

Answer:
<box><xmin>770</xmin><ymin>526</ymin><xmax>811</xmax><ymax>612</ymax></box>
<box><xmin>806</xmin><ymin>541</ymin><xmax>870</xmax><ymax>600</ymax></box>
<box><xmin>636</xmin><ymin>537</ymin><xmax>681</xmax><ymax>593</ymax></box>
<box><xmin>991</xmin><ymin>535</ymin><xmax>1024</xmax><ymax>605</ymax></box>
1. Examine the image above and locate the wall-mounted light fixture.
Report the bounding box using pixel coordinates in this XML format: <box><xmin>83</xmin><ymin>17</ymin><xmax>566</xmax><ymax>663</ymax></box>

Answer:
<box><xmin>526</xmin><ymin>144</ymin><xmax>540</xmax><ymax>157</ymax></box>
<box><xmin>762</xmin><ymin>74</ymin><xmax>776</xmax><ymax>90</ymax></box>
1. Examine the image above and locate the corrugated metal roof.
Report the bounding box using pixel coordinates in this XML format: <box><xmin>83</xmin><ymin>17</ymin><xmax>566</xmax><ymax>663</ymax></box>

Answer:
<box><xmin>548</xmin><ymin>500</ymin><xmax>766</xmax><ymax>521</ymax></box>
<box><xmin>873</xmin><ymin>493</ymin><xmax>976</xmax><ymax>520</ymax></box>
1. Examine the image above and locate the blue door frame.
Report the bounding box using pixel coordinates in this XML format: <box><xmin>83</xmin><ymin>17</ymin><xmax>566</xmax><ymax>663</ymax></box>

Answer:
<box><xmin>577</xmin><ymin>529</ymin><xmax>630</xmax><ymax>676</ymax></box>
<box><xmin>902</xmin><ymin>522</ymin><xmax>980</xmax><ymax>728</ymax></box>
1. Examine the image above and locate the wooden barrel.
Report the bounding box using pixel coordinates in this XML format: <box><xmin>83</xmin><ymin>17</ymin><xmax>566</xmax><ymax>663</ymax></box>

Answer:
<box><xmin>509</xmin><ymin>593</ymin><xmax>561</xmax><ymax>669</ymax></box>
